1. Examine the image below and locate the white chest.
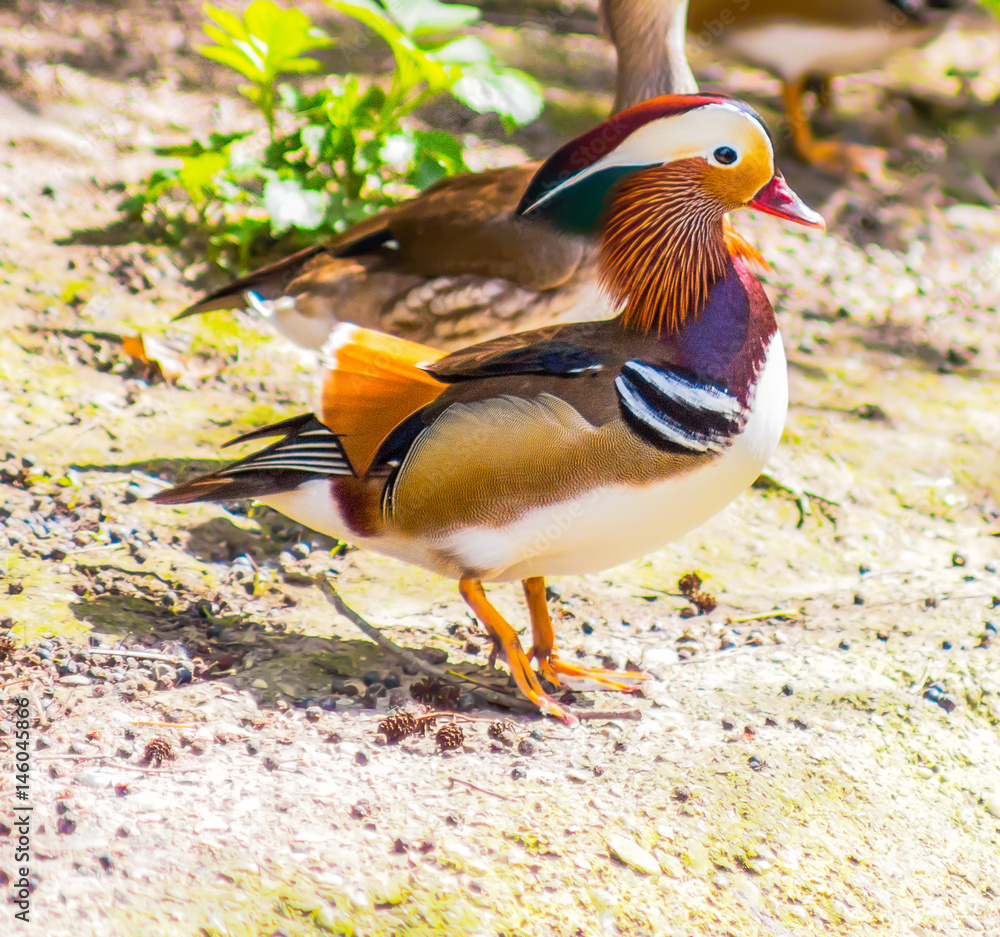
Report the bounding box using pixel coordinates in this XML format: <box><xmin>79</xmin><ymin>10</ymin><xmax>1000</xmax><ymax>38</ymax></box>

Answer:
<box><xmin>722</xmin><ymin>23</ymin><xmax>941</xmax><ymax>81</ymax></box>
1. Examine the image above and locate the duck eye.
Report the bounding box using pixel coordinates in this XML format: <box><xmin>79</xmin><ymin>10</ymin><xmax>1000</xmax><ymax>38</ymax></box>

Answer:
<box><xmin>713</xmin><ymin>146</ymin><xmax>738</xmax><ymax>166</ymax></box>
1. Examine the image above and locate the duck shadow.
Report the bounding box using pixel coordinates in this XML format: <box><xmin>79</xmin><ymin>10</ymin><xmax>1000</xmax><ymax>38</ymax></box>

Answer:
<box><xmin>68</xmin><ymin>592</ymin><xmax>512</xmax><ymax>712</ymax></box>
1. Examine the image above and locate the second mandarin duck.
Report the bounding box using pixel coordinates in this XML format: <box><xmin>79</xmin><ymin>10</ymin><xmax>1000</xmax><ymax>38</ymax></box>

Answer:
<box><xmin>686</xmin><ymin>0</ymin><xmax>963</xmax><ymax>174</ymax></box>
<box><xmin>177</xmin><ymin>0</ymin><xmax>699</xmax><ymax>350</ymax></box>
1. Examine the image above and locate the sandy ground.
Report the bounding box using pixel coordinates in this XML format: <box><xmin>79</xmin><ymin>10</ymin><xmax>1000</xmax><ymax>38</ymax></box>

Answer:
<box><xmin>1</xmin><ymin>2</ymin><xmax>999</xmax><ymax>935</ymax></box>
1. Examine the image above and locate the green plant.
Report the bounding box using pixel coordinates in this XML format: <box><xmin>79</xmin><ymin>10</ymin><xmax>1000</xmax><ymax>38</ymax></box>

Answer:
<box><xmin>120</xmin><ymin>0</ymin><xmax>543</xmax><ymax>275</ymax></box>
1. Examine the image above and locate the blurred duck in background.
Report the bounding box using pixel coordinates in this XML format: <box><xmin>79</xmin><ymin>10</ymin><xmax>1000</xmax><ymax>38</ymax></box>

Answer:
<box><xmin>177</xmin><ymin>0</ymin><xmax>698</xmax><ymax>350</ymax></box>
<box><xmin>686</xmin><ymin>0</ymin><xmax>964</xmax><ymax>174</ymax></box>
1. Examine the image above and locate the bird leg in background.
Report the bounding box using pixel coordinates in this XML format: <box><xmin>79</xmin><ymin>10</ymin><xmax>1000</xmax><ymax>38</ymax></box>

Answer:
<box><xmin>781</xmin><ymin>77</ymin><xmax>886</xmax><ymax>179</ymax></box>
<box><xmin>459</xmin><ymin>578</ymin><xmax>577</xmax><ymax>724</ymax></box>
<box><xmin>803</xmin><ymin>74</ymin><xmax>833</xmax><ymax>118</ymax></box>
<box><xmin>522</xmin><ymin>577</ymin><xmax>647</xmax><ymax>694</ymax></box>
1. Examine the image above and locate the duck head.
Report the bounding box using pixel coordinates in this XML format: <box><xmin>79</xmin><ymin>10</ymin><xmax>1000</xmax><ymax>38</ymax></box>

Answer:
<box><xmin>517</xmin><ymin>94</ymin><xmax>824</xmax><ymax>333</ymax></box>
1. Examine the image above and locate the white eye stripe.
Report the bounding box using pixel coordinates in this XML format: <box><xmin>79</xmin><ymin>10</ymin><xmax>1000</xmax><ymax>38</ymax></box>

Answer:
<box><xmin>524</xmin><ymin>103</ymin><xmax>773</xmax><ymax>214</ymax></box>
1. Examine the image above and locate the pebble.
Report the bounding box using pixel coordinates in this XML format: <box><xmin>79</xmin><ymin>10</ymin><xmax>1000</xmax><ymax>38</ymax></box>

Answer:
<box><xmin>606</xmin><ymin>834</ymin><xmax>660</xmax><ymax>875</ymax></box>
<box><xmin>60</xmin><ymin>674</ymin><xmax>92</xmax><ymax>686</ymax></box>
<box><xmin>75</xmin><ymin>771</ymin><xmax>112</xmax><ymax>788</ymax></box>
<box><xmin>313</xmin><ymin>905</ymin><xmax>337</xmax><ymax>931</ymax></box>
<box><xmin>291</xmin><ymin>542</ymin><xmax>311</xmax><ymax>559</ymax></box>
<box><xmin>581</xmin><ymin>618</ymin><xmax>596</xmax><ymax>635</ymax></box>
<box><xmin>252</xmin><ymin>679</ymin><xmax>268</xmax><ymax>690</ymax></box>
<box><xmin>982</xmin><ymin>792</ymin><xmax>1000</xmax><ymax>818</ymax></box>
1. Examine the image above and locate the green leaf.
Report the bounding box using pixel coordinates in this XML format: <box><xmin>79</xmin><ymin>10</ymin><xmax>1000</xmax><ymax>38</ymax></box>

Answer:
<box><xmin>428</xmin><ymin>36</ymin><xmax>490</xmax><ymax>64</ymax></box>
<box><xmin>382</xmin><ymin>0</ymin><xmax>480</xmax><ymax>36</ymax></box>
<box><xmin>201</xmin><ymin>1</ymin><xmax>332</xmax><ymax>85</ymax></box>
<box><xmin>263</xmin><ymin>178</ymin><xmax>330</xmax><ymax>233</ymax></box>
<box><xmin>199</xmin><ymin>43</ymin><xmax>264</xmax><ymax>82</ymax></box>
<box><xmin>178</xmin><ymin>151</ymin><xmax>229</xmax><ymax>203</ymax></box>
<box><xmin>452</xmin><ymin>66</ymin><xmax>544</xmax><ymax>126</ymax></box>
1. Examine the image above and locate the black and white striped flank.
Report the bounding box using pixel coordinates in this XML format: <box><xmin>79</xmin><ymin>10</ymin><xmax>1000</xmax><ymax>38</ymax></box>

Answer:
<box><xmin>615</xmin><ymin>360</ymin><xmax>744</xmax><ymax>454</ymax></box>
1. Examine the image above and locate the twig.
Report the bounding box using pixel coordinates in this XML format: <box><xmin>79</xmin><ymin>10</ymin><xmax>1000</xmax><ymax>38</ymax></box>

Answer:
<box><xmin>0</xmin><ymin>677</ymin><xmax>29</xmax><ymax>690</ymax></box>
<box><xmin>319</xmin><ymin>578</ymin><xmax>534</xmax><ymax>714</ymax></box>
<box><xmin>726</xmin><ymin>608</ymin><xmax>801</xmax><ymax>624</ymax></box>
<box><xmin>575</xmin><ymin>708</ymin><xmax>643</xmax><ymax>721</ymax></box>
<box><xmin>448</xmin><ymin>776</ymin><xmax>510</xmax><ymax>800</ymax></box>
<box><xmin>131</xmin><ymin>721</ymin><xmax>200</xmax><ymax>728</ymax></box>
<box><xmin>35</xmin><ymin>754</ymin><xmax>107</xmax><ymax>762</ymax></box>
<box><xmin>85</xmin><ymin>648</ymin><xmax>183</xmax><ymax>663</ymax></box>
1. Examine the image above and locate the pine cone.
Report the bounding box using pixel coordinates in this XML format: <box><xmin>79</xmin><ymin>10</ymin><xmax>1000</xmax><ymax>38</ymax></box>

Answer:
<box><xmin>435</xmin><ymin>723</ymin><xmax>464</xmax><ymax>751</ymax></box>
<box><xmin>690</xmin><ymin>591</ymin><xmax>717</xmax><ymax>614</ymax></box>
<box><xmin>487</xmin><ymin>720</ymin><xmax>516</xmax><ymax>746</ymax></box>
<box><xmin>0</xmin><ymin>634</ymin><xmax>15</xmax><ymax>663</ymax></box>
<box><xmin>677</xmin><ymin>572</ymin><xmax>702</xmax><ymax>596</ymax></box>
<box><xmin>143</xmin><ymin>737</ymin><xmax>174</xmax><ymax>766</ymax></box>
<box><xmin>378</xmin><ymin>711</ymin><xmax>417</xmax><ymax>743</ymax></box>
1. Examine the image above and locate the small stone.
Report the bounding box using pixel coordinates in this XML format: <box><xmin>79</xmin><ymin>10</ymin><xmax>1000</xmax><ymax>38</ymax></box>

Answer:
<box><xmin>951</xmin><ymin>551</ymin><xmax>967</xmax><ymax>567</ymax></box>
<box><xmin>291</xmin><ymin>542</ymin><xmax>311</xmax><ymax>559</ymax></box>
<box><xmin>780</xmin><ymin>684</ymin><xmax>793</xmax><ymax>697</ymax></box>
<box><xmin>313</xmin><ymin>906</ymin><xmax>337</xmax><ymax>931</ymax></box>
<box><xmin>383</xmin><ymin>672</ymin><xmax>401</xmax><ymax>689</ymax></box>
<box><xmin>362</xmin><ymin>670</ymin><xmax>380</xmax><ymax>686</ymax></box>
<box><xmin>305</xmin><ymin>705</ymin><xmax>323</xmax><ymax>722</ymax></box>
<box><xmin>355</xmin><ymin>751</ymin><xmax>369</xmax><ymax>766</ymax></box>
<box><xmin>982</xmin><ymin>792</ymin><xmax>1000</xmax><ymax>818</ymax></box>
<box><xmin>581</xmin><ymin>619</ymin><xmax>596</xmax><ymax>635</ymax></box>
<box><xmin>60</xmin><ymin>674</ymin><xmax>92</xmax><ymax>686</ymax></box>
<box><xmin>838</xmin><ymin>639</ymin><xmax>850</xmax><ymax>651</ymax></box>
<box><xmin>607</xmin><ymin>833</ymin><xmax>661</xmax><ymax>875</ymax></box>
<box><xmin>251</xmin><ymin>679</ymin><xmax>267</xmax><ymax>690</ymax></box>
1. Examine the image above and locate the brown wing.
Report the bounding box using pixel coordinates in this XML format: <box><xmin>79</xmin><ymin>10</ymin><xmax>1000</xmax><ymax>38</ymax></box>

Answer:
<box><xmin>178</xmin><ymin>163</ymin><xmax>587</xmax><ymax>323</ymax></box>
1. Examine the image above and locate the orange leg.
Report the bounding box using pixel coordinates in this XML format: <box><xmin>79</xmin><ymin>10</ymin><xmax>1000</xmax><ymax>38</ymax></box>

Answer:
<box><xmin>459</xmin><ymin>578</ymin><xmax>576</xmax><ymax>725</ymax></box>
<box><xmin>522</xmin><ymin>577</ymin><xmax>646</xmax><ymax>694</ymax></box>
<box><xmin>782</xmin><ymin>77</ymin><xmax>886</xmax><ymax>179</ymax></box>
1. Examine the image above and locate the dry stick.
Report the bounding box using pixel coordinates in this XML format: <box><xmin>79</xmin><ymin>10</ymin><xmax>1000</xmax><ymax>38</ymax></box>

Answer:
<box><xmin>726</xmin><ymin>608</ymin><xmax>801</xmax><ymax>624</ymax></box>
<box><xmin>131</xmin><ymin>721</ymin><xmax>200</xmax><ymax>729</ymax></box>
<box><xmin>575</xmin><ymin>708</ymin><xmax>643</xmax><ymax>722</ymax></box>
<box><xmin>448</xmin><ymin>776</ymin><xmax>510</xmax><ymax>800</ymax></box>
<box><xmin>85</xmin><ymin>648</ymin><xmax>183</xmax><ymax>663</ymax></box>
<box><xmin>318</xmin><ymin>578</ymin><xmax>535</xmax><ymax>714</ymax></box>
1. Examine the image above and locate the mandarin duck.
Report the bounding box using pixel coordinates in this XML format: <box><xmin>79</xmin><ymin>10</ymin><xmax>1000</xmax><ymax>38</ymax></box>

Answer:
<box><xmin>177</xmin><ymin>0</ymin><xmax>698</xmax><ymax>350</ymax></box>
<box><xmin>686</xmin><ymin>0</ymin><xmax>963</xmax><ymax>174</ymax></box>
<box><xmin>153</xmin><ymin>94</ymin><xmax>824</xmax><ymax>723</ymax></box>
